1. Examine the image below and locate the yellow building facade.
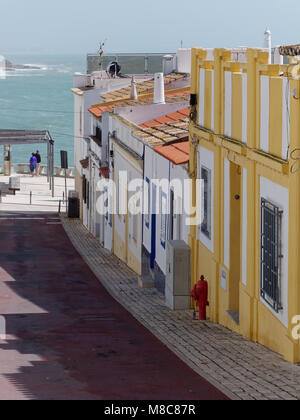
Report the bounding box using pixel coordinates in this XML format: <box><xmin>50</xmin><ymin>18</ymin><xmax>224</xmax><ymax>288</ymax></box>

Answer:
<box><xmin>189</xmin><ymin>47</ymin><xmax>300</xmax><ymax>363</ymax></box>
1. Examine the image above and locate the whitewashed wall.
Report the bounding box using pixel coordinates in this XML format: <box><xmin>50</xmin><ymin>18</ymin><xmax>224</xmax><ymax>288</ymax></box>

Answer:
<box><xmin>155</xmin><ymin>153</ymin><xmax>170</xmax><ymax>275</ymax></box>
<box><xmin>242</xmin><ymin>73</ymin><xmax>247</xmax><ymax>144</ymax></box>
<box><xmin>143</xmin><ymin>145</ymin><xmax>153</xmax><ymax>254</ymax></box>
<box><xmin>176</xmin><ymin>48</ymin><xmax>192</xmax><ymax>74</ymax></box>
<box><xmin>170</xmin><ymin>163</ymin><xmax>190</xmax><ymax>245</ymax></box>
<box><xmin>224</xmin><ymin>71</ymin><xmax>232</xmax><ymax>138</ymax></box>
<box><xmin>282</xmin><ymin>77</ymin><xmax>290</xmax><ymax>160</ymax></box>
<box><xmin>260</xmin><ymin>75</ymin><xmax>270</xmax><ymax>153</ymax></box>
<box><xmin>198</xmin><ymin>68</ymin><xmax>205</xmax><ymax>127</ymax></box>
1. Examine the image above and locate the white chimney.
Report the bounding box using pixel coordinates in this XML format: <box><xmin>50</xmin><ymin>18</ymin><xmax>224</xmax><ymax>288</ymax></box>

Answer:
<box><xmin>163</xmin><ymin>55</ymin><xmax>174</xmax><ymax>75</ymax></box>
<box><xmin>274</xmin><ymin>46</ymin><xmax>283</xmax><ymax>65</ymax></box>
<box><xmin>264</xmin><ymin>28</ymin><xmax>272</xmax><ymax>64</ymax></box>
<box><xmin>130</xmin><ymin>77</ymin><xmax>138</xmax><ymax>100</ymax></box>
<box><xmin>153</xmin><ymin>73</ymin><xmax>165</xmax><ymax>104</ymax></box>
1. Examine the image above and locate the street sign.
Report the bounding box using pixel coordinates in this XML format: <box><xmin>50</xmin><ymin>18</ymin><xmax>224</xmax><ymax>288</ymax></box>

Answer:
<box><xmin>60</xmin><ymin>151</ymin><xmax>68</xmax><ymax>169</ymax></box>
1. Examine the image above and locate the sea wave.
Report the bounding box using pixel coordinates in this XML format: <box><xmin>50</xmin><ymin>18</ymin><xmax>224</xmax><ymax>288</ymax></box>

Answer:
<box><xmin>23</xmin><ymin>64</ymin><xmax>49</xmax><ymax>70</ymax></box>
<box><xmin>3</xmin><ymin>73</ymin><xmax>45</xmax><ymax>78</ymax></box>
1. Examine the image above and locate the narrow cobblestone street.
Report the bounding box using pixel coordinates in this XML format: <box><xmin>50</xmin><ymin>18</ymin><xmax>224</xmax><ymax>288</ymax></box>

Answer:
<box><xmin>0</xmin><ymin>212</ymin><xmax>227</xmax><ymax>400</ymax></box>
<box><xmin>62</xmin><ymin>217</ymin><xmax>300</xmax><ymax>401</ymax></box>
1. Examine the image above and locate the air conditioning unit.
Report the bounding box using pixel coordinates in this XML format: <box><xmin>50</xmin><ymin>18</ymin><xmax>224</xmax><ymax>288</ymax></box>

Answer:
<box><xmin>165</xmin><ymin>241</ymin><xmax>191</xmax><ymax>310</ymax></box>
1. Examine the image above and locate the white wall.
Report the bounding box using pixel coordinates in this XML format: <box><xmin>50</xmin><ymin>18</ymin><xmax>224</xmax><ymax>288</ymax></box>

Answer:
<box><xmin>260</xmin><ymin>75</ymin><xmax>270</xmax><ymax>153</ymax></box>
<box><xmin>154</xmin><ymin>153</ymin><xmax>170</xmax><ymax>275</ymax></box>
<box><xmin>143</xmin><ymin>147</ymin><xmax>190</xmax><ymax>275</ymax></box>
<box><xmin>282</xmin><ymin>77</ymin><xmax>290</xmax><ymax>160</ymax></box>
<box><xmin>198</xmin><ymin>68</ymin><xmax>205</xmax><ymax>127</ymax></box>
<box><xmin>224</xmin><ymin>71</ymin><xmax>232</xmax><ymax>138</ymax></box>
<box><xmin>143</xmin><ymin>145</ymin><xmax>153</xmax><ymax>254</ymax></box>
<box><xmin>170</xmin><ymin>163</ymin><xmax>190</xmax><ymax>245</ymax></box>
<box><xmin>176</xmin><ymin>48</ymin><xmax>191</xmax><ymax>74</ymax></box>
<box><xmin>111</xmin><ymin>116</ymin><xmax>144</xmax><ymax>158</ymax></box>
<box><xmin>242</xmin><ymin>73</ymin><xmax>247</xmax><ymax>144</ymax></box>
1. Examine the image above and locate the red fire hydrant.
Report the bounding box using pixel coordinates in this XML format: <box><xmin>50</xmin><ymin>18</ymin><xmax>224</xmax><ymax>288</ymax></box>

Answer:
<box><xmin>191</xmin><ymin>275</ymin><xmax>209</xmax><ymax>321</ymax></box>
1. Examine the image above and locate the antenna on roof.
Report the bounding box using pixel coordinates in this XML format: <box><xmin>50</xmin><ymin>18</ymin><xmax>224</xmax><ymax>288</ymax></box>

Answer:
<box><xmin>98</xmin><ymin>39</ymin><xmax>107</xmax><ymax>73</ymax></box>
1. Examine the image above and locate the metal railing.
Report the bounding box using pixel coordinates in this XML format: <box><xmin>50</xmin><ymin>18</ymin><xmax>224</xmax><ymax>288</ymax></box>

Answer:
<box><xmin>0</xmin><ymin>187</ymin><xmax>68</xmax><ymax>213</ymax></box>
<box><xmin>0</xmin><ymin>163</ymin><xmax>75</xmax><ymax>178</ymax></box>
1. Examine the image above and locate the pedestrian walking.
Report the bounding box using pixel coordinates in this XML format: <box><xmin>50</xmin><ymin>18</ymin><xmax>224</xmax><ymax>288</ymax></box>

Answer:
<box><xmin>29</xmin><ymin>153</ymin><xmax>37</xmax><ymax>177</ymax></box>
<box><xmin>35</xmin><ymin>150</ymin><xmax>41</xmax><ymax>176</ymax></box>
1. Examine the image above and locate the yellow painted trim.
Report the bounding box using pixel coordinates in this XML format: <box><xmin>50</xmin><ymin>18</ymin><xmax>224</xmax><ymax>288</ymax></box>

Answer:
<box><xmin>269</xmin><ymin>77</ymin><xmax>283</xmax><ymax>158</ymax></box>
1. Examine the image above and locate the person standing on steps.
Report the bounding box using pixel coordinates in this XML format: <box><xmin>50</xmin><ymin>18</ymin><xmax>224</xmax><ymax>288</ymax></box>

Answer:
<box><xmin>35</xmin><ymin>150</ymin><xmax>41</xmax><ymax>176</ymax></box>
<box><xmin>29</xmin><ymin>153</ymin><xmax>37</xmax><ymax>177</ymax></box>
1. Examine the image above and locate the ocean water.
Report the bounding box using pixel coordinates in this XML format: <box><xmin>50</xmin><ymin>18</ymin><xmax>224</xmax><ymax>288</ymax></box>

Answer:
<box><xmin>0</xmin><ymin>54</ymin><xmax>86</xmax><ymax>167</ymax></box>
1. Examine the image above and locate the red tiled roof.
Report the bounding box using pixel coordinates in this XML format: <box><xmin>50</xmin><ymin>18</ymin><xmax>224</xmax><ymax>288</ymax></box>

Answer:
<box><xmin>154</xmin><ymin>141</ymin><xmax>190</xmax><ymax>165</ymax></box>
<box><xmin>140</xmin><ymin>108</ymin><xmax>190</xmax><ymax>128</ymax></box>
<box><xmin>172</xmin><ymin>141</ymin><xmax>189</xmax><ymax>154</ymax></box>
<box><xmin>100</xmin><ymin>73</ymin><xmax>188</xmax><ymax>102</ymax></box>
<box><xmin>89</xmin><ymin>89</ymin><xmax>190</xmax><ymax>119</ymax></box>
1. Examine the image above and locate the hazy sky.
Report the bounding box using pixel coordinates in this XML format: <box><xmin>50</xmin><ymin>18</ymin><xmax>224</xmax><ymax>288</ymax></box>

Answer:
<box><xmin>1</xmin><ymin>0</ymin><xmax>300</xmax><ymax>55</ymax></box>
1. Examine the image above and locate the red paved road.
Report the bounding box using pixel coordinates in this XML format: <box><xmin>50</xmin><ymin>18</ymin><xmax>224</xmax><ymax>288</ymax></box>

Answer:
<box><xmin>0</xmin><ymin>214</ymin><xmax>228</xmax><ymax>400</ymax></box>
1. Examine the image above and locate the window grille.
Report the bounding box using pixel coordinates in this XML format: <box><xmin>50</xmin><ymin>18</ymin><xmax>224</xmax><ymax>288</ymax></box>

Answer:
<box><xmin>261</xmin><ymin>198</ymin><xmax>283</xmax><ymax>313</ymax></box>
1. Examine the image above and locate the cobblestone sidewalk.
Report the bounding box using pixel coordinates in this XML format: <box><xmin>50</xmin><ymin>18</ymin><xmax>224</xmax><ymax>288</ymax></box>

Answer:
<box><xmin>62</xmin><ymin>217</ymin><xmax>300</xmax><ymax>400</ymax></box>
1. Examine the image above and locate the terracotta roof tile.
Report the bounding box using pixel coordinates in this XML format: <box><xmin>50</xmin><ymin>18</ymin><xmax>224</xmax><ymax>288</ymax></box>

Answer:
<box><xmin>140</xmin><ymin>120</ymin><xmax>162</xmax><ymax>128</ymax></box>
<box><xmin>173</xmin><ymin>142</ymin><xmax>190</xmax><ymax>154</ymax></box>
<box><xmin>133</xmin><ymin>108</ymin><xmax>189</xmax><ymax>147</ymax></box>
<box><xmin>100</xmin><ymin>72</ymin><xmax>188</xmax><ymax>102</ymax></box>
<box><xmin>155</xmin><ymin>116</ymin><xmax>175</xmax><ymax>124</ymax></box>
<box><xmin>139</xmin><ymin>108</ymin><xmax>190</xmax><ymax>127</ymax></box>
<box><xmin>167</xmin><ymin>111</ymin><xmax>188</xmax><ymax>121</ymax></box>
<box><xmin>154</xmin><ymin>140</ymin><xmax>190</xmax><ymax>165</ymax></box>
<box><xmin>89</xmin><ymin>95</ymin><xmax>190</xmax><ymax>118</ymax></box>
<box><xmin>178</xmin><ymin>108</ymin><xmax>190</xmax><ymax>117</ymax></box>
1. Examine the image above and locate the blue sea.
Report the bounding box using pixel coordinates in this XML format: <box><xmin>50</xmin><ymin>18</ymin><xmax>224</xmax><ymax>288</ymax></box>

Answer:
<box><xmin>0</xmin><ymin>54</ymin><xmax>86</xmax><ymax>167</ymax></box>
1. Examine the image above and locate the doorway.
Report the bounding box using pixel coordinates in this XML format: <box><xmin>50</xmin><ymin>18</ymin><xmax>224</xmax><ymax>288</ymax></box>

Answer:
<box><xmin>150</xmin><ymin>183</ymin><xmax>157</xmax><ymax>269</ymax></box>
<box><xmin>228</xmin><ymin>162</ymin><xmax>241</xmax><ymax>323</ymax></box>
